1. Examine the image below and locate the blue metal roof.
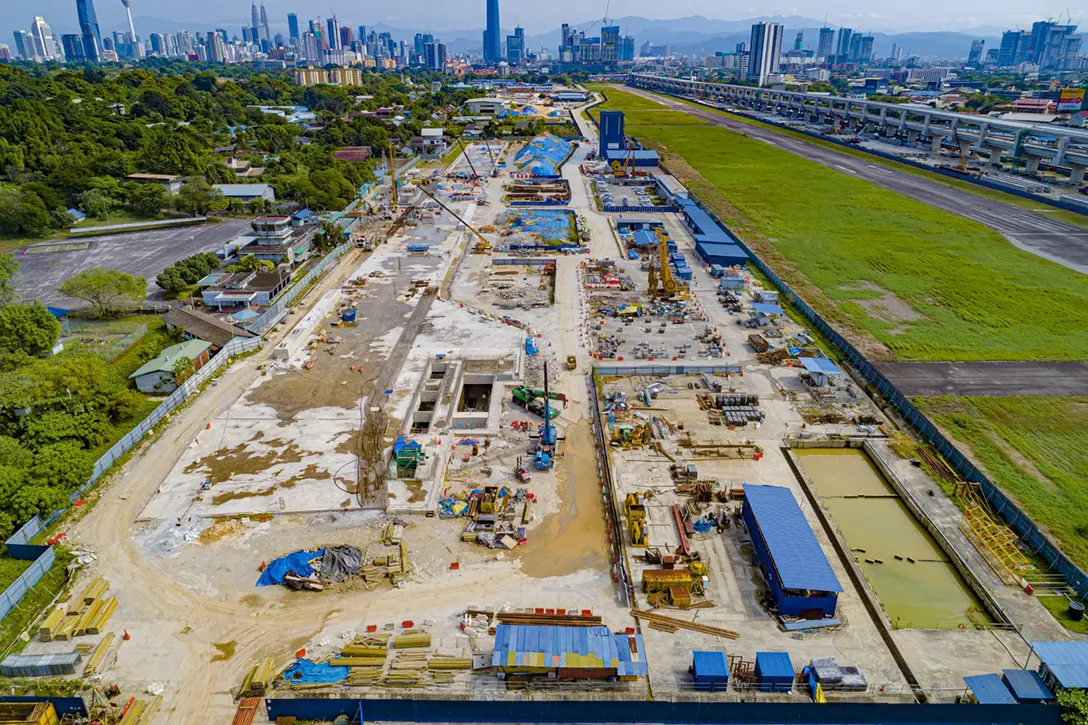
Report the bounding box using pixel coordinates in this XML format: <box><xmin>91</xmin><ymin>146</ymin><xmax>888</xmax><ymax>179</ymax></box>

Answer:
<box><xmin>683</xmin><ymin>203</ymin><xmax>733</xmax><ymax>242</ymax></box>
<box><xmin>964</xmin><ymin>674</ymin><xmax>1017</xmax><ymax>704</ymax></box>
<box><xmin>742</xmin><ymin>484</ymin><xmax>843</xmax><ymax>593</ymax></box>
<box><xmin>1047</xmin><ymin>664</ymin><xmax>1088</xmax><ymax>689</ymax></box>
<box><xmin>632</xmin><ymin>230</ymin><xmax>657</xmax><ymax>248</ymax></box>
<box><xmin>1002</xmin><ymin>669</ymin><xmax>1053</xmax><ymax>701</ymax></box>
<box><xmin>696</xmin><ymin>242</ymin><xmax>748</xmax><ymax>265</ymax></box>
<box><xmin>799</xmin><ymin>357</ymin><xmax>843</xmax><ymax>375</ymax></box>
<box><xmin>492</xmin><ymin>625</ymin><xmax>648</xmax><ymax>677</ymax></box>
<box><xmin>1032</xmin><ymin>641</ymin><xmax>1088</xmax><ymax>666</ymax></box>
<box><xmin>692</xmin><ymin>651</ymin><xmax>729</xmax><ymax>679</ymax></box>
<box><xmin>755</xmin><ymin>651</ymin><xmax>794</xmax><ymax>679</ymax></box>
<box><xmin>752</xmin><ymin>303</ymin><xmax>784</xmax><ymax>316</ymax></box>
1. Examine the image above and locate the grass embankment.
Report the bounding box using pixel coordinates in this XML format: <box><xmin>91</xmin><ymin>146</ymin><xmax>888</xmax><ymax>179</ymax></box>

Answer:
<box><xmin>0</xmin><ymin>548</ymin><xmax>73</xmax><ymax>656</ymax></box>
<box><xmin>915</xmin><ymin>396</ymin><xmax>1088</xmax><ymax>570</ymax></box>
<box><xmin>588</xmin><ymin>86</ymin><xmax>1088</xmax><ymax>363</ymax></box>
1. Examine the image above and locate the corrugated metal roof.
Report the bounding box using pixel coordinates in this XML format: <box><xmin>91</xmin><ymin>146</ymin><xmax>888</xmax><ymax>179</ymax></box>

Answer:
<box><xmin>964</xmin><ymin>674</ymin><xmax>1017</xmax><ymax>704</ymax></box>
<box><xmin>1002</xmin><ymin>669</ymin><xmax>1053</xmax><ymax>701</ymax></box>
<box><xmin>743</xmin><ymin>484</ymin><xmax>843</xmax><ymax>593</ymax></box>
<box><xmin>1049</xmin><ymin>664</ymin><xmax>1088</xmax><ymax>689</ymax></box>
<box><xmin>1032</xmin><ymin>641</ymin><xmax>1088</xmax><ymax>666</ymax></box>
<box><xmin>752</xmin><ymin>303</ymin><xmax>784</xmax><ymax>316</ymax></box>
<box><xmin>692</xmin><ymin>651</ymin><xmax>729</xmax><ymax>679</ymax></box>
<box><xmin>491</xmin><ymin>625</ymin><xmax>647</xmax><ymax>677</ymax></box>
<box><xmin>799</xmin><ymin>357</ymin><xmax>842</xmax><ymax>375</ymax></box>
<box><xmin>755</xmin><ymin>651</ymin><xmax>794</xmax><ymax>679</ymax></box>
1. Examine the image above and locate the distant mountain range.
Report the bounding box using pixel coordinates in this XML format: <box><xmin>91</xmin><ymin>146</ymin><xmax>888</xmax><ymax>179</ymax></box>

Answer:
<box><xmin>121</xmin><ymin>13</ymin><xmax>1013</xmax><ymax>61</ymax></box>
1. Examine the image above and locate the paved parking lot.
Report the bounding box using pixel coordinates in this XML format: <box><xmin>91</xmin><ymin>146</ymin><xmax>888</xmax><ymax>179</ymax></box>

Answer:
<box><xmin>14</xmin><ymin>219</ymin><xmax>251</xmax><ymax>306</ymax></box>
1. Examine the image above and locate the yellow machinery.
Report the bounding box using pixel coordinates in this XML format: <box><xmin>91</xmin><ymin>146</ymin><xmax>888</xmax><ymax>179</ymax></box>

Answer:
<box><xmin>624</xmin><ymin>493</ymin><xmax>649</xmax><ymax>547</ymax></box>
<box><xmin>610</xmin><ymin>141</ymin><xmax>637</xmax><ymax>178</ymax></box>
<box><xmin>647</xmin><ymin>229</ymin><xmax>687</xmax><ymax>299</ymax></box>
<box><xmin>641</xmin><ymin>568</ymin><xmax>704</xmax><ymax>600</ymax></box>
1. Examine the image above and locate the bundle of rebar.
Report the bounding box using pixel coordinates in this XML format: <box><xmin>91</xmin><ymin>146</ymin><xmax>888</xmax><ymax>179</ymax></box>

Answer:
<box><xmin>494</xmin><ymin>611</ymin><xmax>602</xmax><ymax>627</ymax></box>
<box><xmin>428</xmin><ymin>655</ymin><xmax>472</xmax><ymax>670</ymax></box>
<box><xmin>630</xmin><ymin>609</ymin><xmax>738</xmax><ymax>639</ymax></box>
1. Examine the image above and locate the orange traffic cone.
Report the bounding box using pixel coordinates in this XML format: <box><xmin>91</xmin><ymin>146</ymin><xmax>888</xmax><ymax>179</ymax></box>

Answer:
<box><xmin>123</xmin><ymin>630</ymin><xmax>131</xmax><ymax>641</ymax></box>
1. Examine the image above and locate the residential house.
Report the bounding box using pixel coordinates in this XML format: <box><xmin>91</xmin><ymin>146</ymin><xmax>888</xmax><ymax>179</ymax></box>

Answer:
<box><xmin>213</xmin><ymin>184</ymin><xmax>276</xmax><ymax>204</ymax></box>
<box><xmin>162</xmin><ymin>308</ymin><xmax>255</xmax><ymax>352</ymax></box>
<box><xmin>201</xmin><ymin>269</ymin><xmax>292</xmax><ymax>310</ymax></box>
<box><xmin>124</xmin><ymin>173</ymin><xmax>185</xmax><ymax>196</ymax></box>
<box><xmin>128</xmin><ymin>340</ymin><xmax>212</xmax><ymax>394</ymax></box>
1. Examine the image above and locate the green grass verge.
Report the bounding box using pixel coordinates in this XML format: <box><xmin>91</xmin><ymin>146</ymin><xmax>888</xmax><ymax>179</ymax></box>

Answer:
<box><xmin>1038</xmin><ymin>596</ymin><xmax>1088</xmax><ymax>635</ymax></box>
<box><xmin>0</xmin><ymin>548</ymin><xmax>73</xmax><ymax>657</ymax></box>
<box><xmin>659</xmin><ymin>93</ymin><xmax>1088</xmax><ymax>232</ymax></box>
<box><xmin>589</xmin><ymin>86</ymin><xmax>1088</xmax><ymax>363</ymax></box>
<box><xmin>0</xmin><ymin>557</ymin><xmax>31</xmax><ymax>592</ymax></box>
<box><xmin>915</xmin><ymin>396</ymin><xmax>1088</xmax><ymax>570</ymax></box>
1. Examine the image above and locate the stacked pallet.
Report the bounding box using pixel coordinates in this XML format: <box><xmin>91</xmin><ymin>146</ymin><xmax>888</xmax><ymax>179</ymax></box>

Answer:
<box><xmin>239</xmin><ymin>657</ymin><xmax>275</xmax><ymax>698</ymax></box>
<box><xmin>83</xmin><ymin>632</ymin><xmax>115</xmax><ymax>677</ymax></box>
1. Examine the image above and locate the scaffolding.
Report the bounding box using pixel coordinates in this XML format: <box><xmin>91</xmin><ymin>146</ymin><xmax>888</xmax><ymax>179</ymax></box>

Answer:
<box><xmin>953</xmin><ymin>480</ymin><xmax>1031</xmax><ymax>586</ymax></box>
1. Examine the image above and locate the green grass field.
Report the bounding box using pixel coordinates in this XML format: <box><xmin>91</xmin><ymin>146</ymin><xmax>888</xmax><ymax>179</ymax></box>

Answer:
<box><xmin>0</xmin><ymin>557</ymin><xmax>31</xmax><ymax>592</ymax></box>
<box><xmin>590</xmin><ymin>87</ymin><xmax>1088</xmax><ymax>362</ymax></box>
<box><xmin>915</xmin><ymin>396</ymin><xmax>1088</xmax><ymax>569</ymax></box>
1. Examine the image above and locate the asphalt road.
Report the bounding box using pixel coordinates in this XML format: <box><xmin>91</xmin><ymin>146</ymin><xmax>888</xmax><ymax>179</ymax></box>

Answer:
<box><xmin>13</xmin><ymin>219</ymin><xmax>251</xmax><ymax>306</ymax></box>
<box><xmin>878</xmin><ymin>361</ymin><xmax>1088</xmax><ymax>397</ymax></box>
<box><xmin>622</xmin><ymin>86</ymin><xmax>1088</xmax><ymax>275</ymax></box>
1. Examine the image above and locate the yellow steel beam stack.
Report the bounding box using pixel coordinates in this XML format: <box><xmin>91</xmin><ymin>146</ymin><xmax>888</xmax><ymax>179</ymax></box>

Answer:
<box><xmin>957</xmin><ymin>483</ymin><xmax>1031</xmax><ymax>585</ymax></box>
<box><xmin>84</xmin><ymin>632</ymin><xmax>116</xmax><ymax>677</ymax></box>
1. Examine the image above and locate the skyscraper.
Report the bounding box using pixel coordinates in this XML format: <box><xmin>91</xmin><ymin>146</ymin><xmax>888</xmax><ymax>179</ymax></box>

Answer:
<box><xmin>483</xmin><ymin>0</ymin><xmax>501</xmax><ymax>63</ymax></box>
<box><xmin>287</xmin><ymin>14</ymin><xmax>299</xmax><ymax>45</ymax></box>
<box><xmin>424</xmin><ymin>40</ymin><xmax>447</xmax><ymax>70</ymax></box>
<box><xmin>601</xmin><ymin>25</ymin><xmax>620</xmax><ymax>64</ymax></box>
<box><xmin>259</xmin><ymin>4</ymin><xmax>270</xmax><ymax>44</ymax></box>
<box><xmin>62</xmin><ymin>34</ymin><xmax>87</xmax><ymax>62</ymax></box>
<box><xmin>31</xmin><ymin>17</ymin><xmax>57</xmax><ymax>61</ymax></box>
<box><xmin>748</xmin><ymin>22</ymin><xmax>783</xmax><ymax>85</ymax></box>
<box><xmin>327</xmin><ymin>17</ymin><xmax>340</xmax><ymax>50</ymax></box>
<box><xmin>968</xmin><ymin>39</ymin><xmax>985</xmax><ymax>64</ymax></box>
<box><xmin>121</xmin><ymin>0</ymin><xmax>141</xmax><ymax>58</ymax></box>
<box><xmin>506</xmin><ymin>26</ymin><xmax>524</xmax><ymax>65</ymax></box>
<box><xmin>835</xmin><ymin>27</ymin><xmax>853</xmax><ymax>63</ymax></box>
<box><xmin>207</xmin><ymin>30</ymin><xmax>226</xmax><ymax>62</ymax></box>
<box><xmin>817</xmin><ymin>26</ymin><xmax>834</xmax><ymax>59</ymax></box>
<box><xmin>76</xmin><ymin>0</ymin><xmax>102</xmax><ymax>61</ymax></box>
<box><xmin>793</xmin><ymin>31</ymin><xmax>803</xmax><ymax>51</ymax></box>
<box><xmin>12</xmin><ymin>30</ymin><xmax>34</xmax><ymax>60</ymax></box>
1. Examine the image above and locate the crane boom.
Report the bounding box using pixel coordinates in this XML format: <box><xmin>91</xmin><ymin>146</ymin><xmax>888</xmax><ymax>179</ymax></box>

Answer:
<box><xmin>415</xmin><ymin>183</ymin><xmax>491</xmax><ymax>248</ymax></box>
<box><xmin>457</xmin><ymin>139</ymin><xmax>480</xmax><ymax>180</ymax></box>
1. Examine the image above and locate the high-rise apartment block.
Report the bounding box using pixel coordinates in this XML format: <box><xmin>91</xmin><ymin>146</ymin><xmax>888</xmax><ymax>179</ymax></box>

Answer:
<box><xmin>748</xmin><ymin>22</ymin><xmax>783</xmax><ymax>85</ymax></box>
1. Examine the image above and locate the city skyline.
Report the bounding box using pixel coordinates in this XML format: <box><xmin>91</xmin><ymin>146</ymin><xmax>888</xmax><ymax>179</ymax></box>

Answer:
<box><xmin>4</xmin><ymin>1</ymin><xmax>1088</xmax><ymax>38</ymax></box>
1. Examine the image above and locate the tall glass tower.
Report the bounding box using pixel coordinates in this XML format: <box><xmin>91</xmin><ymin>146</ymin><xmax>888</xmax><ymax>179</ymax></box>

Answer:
<box><xmin>76</xmin><ymin>0</ymin><xmax>102</xmax><ymax>61</ymax></box>
<box><xmin>482</xmin><ymin>0</ymin><xmax>501</xmax><ymax>63</ymax></box>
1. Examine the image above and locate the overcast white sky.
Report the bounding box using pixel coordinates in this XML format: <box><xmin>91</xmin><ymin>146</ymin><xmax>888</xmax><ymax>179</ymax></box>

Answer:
<box><xmin>4</xmin><ymin>0</ymin><xmax>1085</xmax><ymax>37</ymax></box>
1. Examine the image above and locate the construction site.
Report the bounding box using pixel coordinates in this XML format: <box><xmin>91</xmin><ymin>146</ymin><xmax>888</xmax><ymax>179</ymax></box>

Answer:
<box><xmin>9</xmin><ymin>91</ymin><xmax>1077</xmax><ymax>725</ymax></box>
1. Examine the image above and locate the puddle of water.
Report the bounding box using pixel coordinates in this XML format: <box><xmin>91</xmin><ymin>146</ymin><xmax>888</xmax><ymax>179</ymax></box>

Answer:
<box><xmin>796</xmin><ymin>449</ymin><xmax>993</xmax><ymax>629</ymax></box>
<box><xmin>516</xmin><ymin>421</ymin><xmax>609</xmax><ymax>578</ymax></box>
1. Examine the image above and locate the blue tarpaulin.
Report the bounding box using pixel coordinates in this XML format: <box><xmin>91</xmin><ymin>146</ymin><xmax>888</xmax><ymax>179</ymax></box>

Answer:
<box><xmin>257</xmin><ymin>549</ymin><xmax>325</xmax><ymax>586</ymax></box>
<box><xmin>282</xmin><ymin>659</ymin><xmax>349</xmax><ymax>685</ymax></box>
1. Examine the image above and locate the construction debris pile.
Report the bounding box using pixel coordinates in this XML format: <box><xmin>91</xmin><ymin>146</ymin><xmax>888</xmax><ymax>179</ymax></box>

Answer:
<box><xmin>486</xmin><ymin>264</ymin><xmax>554</xmax><ymax>309</ymax></box>
<box><xmin>38</xmin><ymin>577</ymin><xmax>117</xmax><ymax>641</ymax></box>
<box><xmin>448</xmin><ymin>485</ymin><xmax>535</xmax><ymax>550</ymax></box>
<box><xmin>256</xmin><ymin>541</ymin><xmax>410</xmax><ymax>591</ymax></box>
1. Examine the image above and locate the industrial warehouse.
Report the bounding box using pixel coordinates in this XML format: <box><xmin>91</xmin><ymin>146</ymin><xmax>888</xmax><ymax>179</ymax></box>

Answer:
<box><xmin>2</xmin><ymin>80</ymin><xmax>1081</xmax><ymax>725</ymax></box>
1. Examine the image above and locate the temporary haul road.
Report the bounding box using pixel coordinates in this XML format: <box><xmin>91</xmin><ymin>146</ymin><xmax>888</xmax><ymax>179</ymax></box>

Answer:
<box><xmin>618</xmin><ymin>85</ymin><xmax>1088</xmax><ymax>275</ymax></box>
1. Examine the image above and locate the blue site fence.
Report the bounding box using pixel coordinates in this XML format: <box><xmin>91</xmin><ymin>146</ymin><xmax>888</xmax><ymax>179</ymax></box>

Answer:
<box><xmin>0</xmin><ymin>334</ymin><xmax>263</xmax><ymax>624</ymax></box>
<box><xmin>264</xmin><ymin>697</ymin><xmax>1059</xmax><ymax>724</ymax></box>
<box><xmin>594</xmin><ymin>87</ymin><xmax>1088</xmax><ymax>597</ymax></box>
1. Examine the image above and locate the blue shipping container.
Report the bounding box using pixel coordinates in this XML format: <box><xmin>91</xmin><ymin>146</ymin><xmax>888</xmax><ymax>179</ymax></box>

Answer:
<box><xmin>692</xmin><ymin>651</ymin><xmax>729</xmax><ymax>692</ymax></box>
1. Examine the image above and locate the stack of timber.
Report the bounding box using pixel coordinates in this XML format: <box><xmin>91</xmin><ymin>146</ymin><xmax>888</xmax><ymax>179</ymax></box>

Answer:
<box><xmin>83</xmin><ymin>632</ymin><xmax>116</xmax><ymax>677</ymax></box>
<box><xmin>385</xmin><ymin>651</ymin><xmax>428</xmax><ymax>687</ymax></box>
<box><xmin>392</xmin><ymin>630</ymin><xmax>431</xmax><ymax>648</ymax></box>
<box><xmin>232</xmin><ymin>697</ymin><xmax>262</xmax><ymax>725</ymax></box>
<box><xmin>493</xmin><ymin>610</ymin><xmax>602</xmax><ymax>627</ymax></box>
<box><xmin>630</xmin><ymin>609</ymin><xmax>738</xmax><ymax>639</ymax></box>
<box><xmin>428</xmin><ymin>654</ymin><xmax>472</xmax><ymax>670</ymax></box>
<box><xmin>239</xmin><ymin>658</ymin><xmax>275</xmax><ymax>698</ymax></box>
<box><xmin>118</xmin><ymin>696</ymin><xmax>161</xmax><ymax>725</ymax></box>
<box><xmin>38</xmin><ymin>578</ymin><xmax>116</xmax><ymax>641</ymax></box>
<box><xmin>339</xmin><ymin>634</ymin><xmax>389</xmax><ymax>684</ymax></box>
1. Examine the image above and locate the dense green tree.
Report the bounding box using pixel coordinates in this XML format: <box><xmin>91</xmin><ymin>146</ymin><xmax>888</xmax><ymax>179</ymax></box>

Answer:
<box><xmin>58</xmin><ymin>267</ymin><xmax>146</xmax><ymax>318</ymax></box>
<box><xmin>175</xmin><ymin>179</ymin><xmax>223</xmax><ymax>216</ymax></box>
<box><xmin>0</xmin><ymin>302</ymin><xmax>61</xmax><ymax>357</ymax></box>
<box><xmin>128</xmin><ymin>183</ymin><xmax>167</xmax><ymax>217</ymax></box>
<box><xmin>137</xmin><ymin>126</ymin><xmax>211</xmax><ymax>175</ymax></box>
<box><xmin>0</xmin><ymin>253</ymin><xmax>18</xmax><ymax>305</ymax></box>
<box><xmin>227</xmin><ymin>254</ymin><xmax>274</xmax><ymax>273</ymax></box>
